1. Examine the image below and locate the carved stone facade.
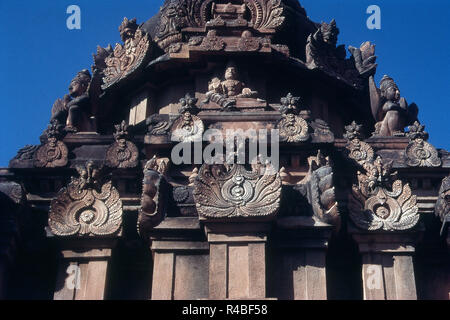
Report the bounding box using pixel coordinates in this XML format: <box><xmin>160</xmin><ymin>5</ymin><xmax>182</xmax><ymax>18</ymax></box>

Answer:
<box><xmin>2</xmin><ymin>0</ymin><xmax>449</xmax><ymax>301</ymax></box>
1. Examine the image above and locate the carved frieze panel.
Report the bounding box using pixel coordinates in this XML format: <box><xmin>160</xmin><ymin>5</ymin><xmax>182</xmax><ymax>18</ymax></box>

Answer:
<box><xmin>171</xmin><ymin>94</ymin><xmax>204</xmax><ymax>142</ymax></box>
<box><xmin>405</xmin><ymin>122</ymin><xmax>441</xmax><ymax>167</ymax></box>
<box><xmin>48</xmin><ymin>161</ymin><xmax>123</xmax><ymax>237</ymax></box>
<box><xmin>138</xmin><ymin>157</ymin><xmax>170</xmax><ymax>238</ymax></box>
<box><xmin>102</xmin><ymin>18</ymin><xmax>151</xmax><ymax>90</ymax></box>
<box><xmin>106</xmin><ymin>121</ymin><xmax>139</xmax><ymax>168</ymax></box>
<box><xmin>34</xmin><ymin>120</ymin><xmax>68</xmax><ymax>168</ymax></box>
<box><xmin>193</xmin><ymin>163</ymin><xmax>281</xmax><ymax>219</ymax></box>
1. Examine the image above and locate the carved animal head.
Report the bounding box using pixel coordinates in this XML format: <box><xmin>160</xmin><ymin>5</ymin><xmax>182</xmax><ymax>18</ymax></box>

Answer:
<box><xmin>119</xmin><ymin>17</ymin><xmax>138</xmax><ymax>42</ymax></box>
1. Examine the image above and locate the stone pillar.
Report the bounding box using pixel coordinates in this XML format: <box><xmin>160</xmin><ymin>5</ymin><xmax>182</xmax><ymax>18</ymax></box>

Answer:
<box><xmin>53</xmin><ymin>241</ymin><xmax>116</xmax><ymax>300</ymax></box>
<box><xmin>273</xmin><ymin>217</ymin><xmax>332</xmax><ymax>300</ymax></box>
<box><xmin>150</xmin><ymin>217</ymin><xmax>209</xmax><ymax>300</ymax></box>
<box><xmin>204</xmin><ymin>222</ymin><xmax>271</xmax><ymax>300</ymax></box>
<box><xmin>351</xmin><ymin>230</ymin><xmax>419</xmax><ymax>300</ymax></box>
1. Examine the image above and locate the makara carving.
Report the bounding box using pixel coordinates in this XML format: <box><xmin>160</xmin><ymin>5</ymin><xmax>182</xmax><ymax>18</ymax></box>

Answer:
<box><xmin>48</xmin><ymin>161</ymin><xmax>123</xmax><ymax>237</ymax></box>
<box><xmin>277</xmin><ymin>93</ymin><xmax>310</xmax><ymax>142</ymax></box>
<box><xmin>106</xmin><ymin>121</ymin><xmax>139</xmax><ymax>168</ymax></box>
<box><xmin>147</xmin><ymin>114</ymin><xmax>172</xmax><ymax>136</ymax></box>
<box><xmin>286</xmin><ymin>150</ymin><xmax>340</xmax><ymax>226</ymax></box>
<box><xmin>138</xmin><ymin>157</ymin><xmax>170</xmax><ymax>238</ymax></box>
<box><xmin>193</xmin><ymin>163</ymin><xmax>281</xmax><ymax>219</ymax></box>
<box><xmin>102</xmin><ymin>18</ymin><xmax>151</xmax><ymax>89</ymax></box>
<box><xmin>405</xmin><ymin>122</ymin><xmax>441</xmax><ymax>167</ymax></box>
<box><xmin>344</xmin><ymin>122</ymin><xmax>419</xmax><ymax>231</ymax></box>
<box><xmin>306</xmin><ymin>20</ymin><xmax>359</xmax><ymax>85</ymax></box>
<box><xmin>34</xmin><ymin>120</ymin><xmax>68</xmax><ymax>168</ymax></box>
<box><xmin>171</xmin><ymin>94</ymin><xmax>204</xmax><ymax>142</ymax></box>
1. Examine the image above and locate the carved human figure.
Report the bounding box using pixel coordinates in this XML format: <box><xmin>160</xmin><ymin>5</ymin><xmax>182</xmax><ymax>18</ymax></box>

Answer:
<box><xmin>51</xmin><ymin>69</ymin><xmax>93</xmax><ymax>132</ymax></box>
<box><xmin>203</xmin><ymin>62</ymin><xmax>257</xmax><ymax>110</ymax></box>
<box><xmin>370</xmin><ymin>75</ymin><xmax>418</xmax><ymax>137</ymax></box>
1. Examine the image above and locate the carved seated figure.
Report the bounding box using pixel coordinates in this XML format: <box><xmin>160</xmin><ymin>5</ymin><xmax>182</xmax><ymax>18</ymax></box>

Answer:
<box><xmin>51</xmin><ymin>70</ymin><xmax>93</xmax><ymax>132</ymax></box>
<box><xmin>370</xmin><ymin>75</ymin><xmax>418</xmax><ymax>137</ymax></box>
<box><xmin>203</xmin><ymin>63</ymin><xmax>258</xmax><ymax>110</ymax></box>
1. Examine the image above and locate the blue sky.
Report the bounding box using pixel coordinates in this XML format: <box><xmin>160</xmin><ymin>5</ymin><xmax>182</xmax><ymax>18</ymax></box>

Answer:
<box><xmin>0</xmin><ymin>0</ymin><xmax>448</xmax><ymax>166</ymax></box>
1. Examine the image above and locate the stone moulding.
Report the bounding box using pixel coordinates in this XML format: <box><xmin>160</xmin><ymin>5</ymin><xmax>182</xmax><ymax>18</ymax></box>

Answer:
<box><xmin>405</xmin><ymin>122</ymin><xmax>441</xmax><ymax>167</ymax></box>
<box><xmin>48</xmin><ymin>161</ymin><xmax>123</xmax><ymax>237</ymax></box>
<box><xmin>34</xmin><ymin>120</ymin><xmax>68</xmax><ymax>168</ymax></box>
<box><xmin>193</xmin><ymin>163</ymin><xmax>281</xmax><ymax>219</ymax></box>
<box><xmin>344</xmin><ymin>121</ymin><xmax>420</xmax><ymax>231</ymax></box>
<box><xmin>105</xmin><ymin>121</ymin><xmax>139</xmax><ymax>169</ymax></box>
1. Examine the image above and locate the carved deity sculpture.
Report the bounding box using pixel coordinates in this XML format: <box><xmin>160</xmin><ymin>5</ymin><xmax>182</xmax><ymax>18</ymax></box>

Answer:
<box><xmin>435</xmin><ymin>176</ymin><xmax>450</xmax><ymax>237</ymax></box>
<box><xmin>368</xmin><ymin>75</ymin><xmax>418</xmax><ymax>137</ymax></box>
<box><xmin>51</xmin><ymin>70</ymin><xmax>93</xmax><ymax>133</ymax></box>
<box><xmin>203</xmin><ymin>62</ymin><xmax>258</xmax><ymax>110</ymax></box>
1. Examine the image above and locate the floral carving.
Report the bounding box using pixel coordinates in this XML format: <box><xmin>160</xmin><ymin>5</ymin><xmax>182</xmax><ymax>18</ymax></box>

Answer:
<box><xmin>34</xmin><ymin>120</ymin><xmax>68</xmax><ymax>168</ymax></box>
<box><xmin>171</xmin><ymin>94</ymin><xmax>204</xmax><ymax>142</ymax></box>
<box><xmin>405</xmin><ymin>122</ymin><xmax>441</xmax><ymax>167</ymax></box>
<box><xmin>102</xmin><ymin>18</ymin><xmax>151</xmax><ymax>89</ymax></box>
<box><xmin>237</xmin><ymin>31</ymin><xmax>261</xmax><ymax>52</ymax></box>
<box><xmin>106</xmin><ymin>121</ymin><xmax>139</xmax><ymax>168</ymax></box>
<box><xmin>277</xmin><ymin>93</ymin><xmax>310</xmax><ymax>142</ymax></box>
<box><xmin>200</xmin><ymin>30</ymin><xmax>226</xmax><ymax>51</ymax></box>
<box><xmin>48</xmin><ymin>161</ymin><xmax>123</xmax><ymax>237</ymax></box>
<box><xmin>344</xmin><ymin>124</ymin><xmax>419</xmax><ymax>231</ymax></box>
<box><xmin>193</xmin><ymin>163</ymin><xmax>281</xmax><ymax>219</ymax></box>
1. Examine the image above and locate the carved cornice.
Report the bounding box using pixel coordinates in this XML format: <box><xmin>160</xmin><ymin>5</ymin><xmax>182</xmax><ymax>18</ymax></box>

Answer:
<box><xmin>102</xmin><ymin>18</ymin><xmax>151</xmax><ymax>90</ymax></box>
<box><xmin>193</xmin><ymin>163</ymin><xmax>281</xmax><ymax>219</ymax></box>
<box><xmin>138</xmin><ymin>157</ymin><xmax>170</xmax><ymax>239</ymax></box>
<box><xmin>344</xmin><ymin>122</ymin><xmax>420</xmax><ymax>231</ymax></box>
<box><xmin>34</xmin><ymin>120</ymin><xmax>69</xmax><ymax>168</ymax></box>
<box><xmin>105</xmin><ymin>121</ymin><xmax>139</xmax><ymax>168</ymax></box>
<box><xmin>405</xmin><ymin>122</ymin><xmax>441</xmax><ymax>167</ymax></box>
<box><xmin>48</xmin><ymin>161</ymin><xmax>123</xmax><ymax>237</ymax></box>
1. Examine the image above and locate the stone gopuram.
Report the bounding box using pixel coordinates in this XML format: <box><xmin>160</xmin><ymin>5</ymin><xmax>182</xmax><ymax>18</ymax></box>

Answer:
<box><xmin>1</xmin><ymin>0</ymin><xmax>449</xmax><ymax>300</ymax></box>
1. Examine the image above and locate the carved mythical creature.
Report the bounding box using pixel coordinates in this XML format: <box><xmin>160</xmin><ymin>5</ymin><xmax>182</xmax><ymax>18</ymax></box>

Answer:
<box><xmin>203</xmin><ymin>62</ymin><xmax>258</xmax><ymax>110</ymax></box>
<box><xmin>51</xmin><ymin>70</ymin><xmax>94</xmax><ymax>132</ymax></box>
<box><xmin>348</xmin><ymin>41</ymin><xmax>377</xmax><ymax>78</ymax></box>
<box><xmin>34</xmin><ymin>120</ymin><xmax>68</xmax><ymax>168</ymax></box>
<box><xmin>286</xmin><ymin>150</ymin><xmax>340</xmax><ymax>226</ymax></box>
<box><xmin>9</xmin><ymin>145</ymin><xmax>40</xmax><ymax>167</ymax></box>
<box><xmin>193</xmin><ymin>163</ymin><xmax>281</xmax><ymax>219</ymax></box>
<box><xmin>171</xmin><ymin>94</ymin><xmax>204</xmax><ymax>142</ymax></box>
<box><xmin>405</xmin><ymin>122</ymin><xmax>441</xmax><ymax>167</ymax></box>
<box><xmin>369</xmin><ymin>75</ymin><xmax>418</xmax><ymax>137</ymax></box>
<box><xmin>435</xmin><ymin>176</ymin><xmax>450</xmax><ymax>235</ymax></box>
<box><xmin>102</xmin><ymin>18</ymin><xmax>151</xmax><ymax>89</ymax></box>
<box><xmin>48</xmin><ymin>161</ymin><xmax>123</xmax><ymax>237</ymax></box>
<box><xmin>138</xmin><ymin>157</ymin><xmax>170</xmax><ymax>239</ymax></box>
<box><xmin>277</xmin><ymin>93</ymin><xmax>310</xmax><ymax>142</ymax></box>
<box><xmin>105</xmin><ymin>121</ymin><xmax>139</xmax><ymax>168</ymax></box>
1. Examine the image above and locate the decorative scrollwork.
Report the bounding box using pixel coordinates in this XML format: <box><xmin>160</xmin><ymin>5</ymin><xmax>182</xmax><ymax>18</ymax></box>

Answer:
<box><xmin>344</xmin><ymin>121</ymin><xmax>374</xmax><ymax>165</ymax></box>
<box><xmin>405</xmin><ymin>122</ymin><xmax>441</xmax><ymax>167</ymax></box>
<box><xmin>102</xmin><ymin>18</ymin><xmax>151</xmax><ymax>89</ymax></box>
<box><xmin>193</xmin><ymin>163</ymin><xmax>281</xmax><ymax>219</ymax></box>
<box><xmin>34</xmin><ymin>120</ymin><xmax>68</xmax><ymax>168</ymax></box>
<box><xmin>200</xmin><ymin>30</ymin><xmax>226</xmax><ymax>51</ymax></box>
<box><xmin>48</xmin><ymin>161</ymin><xmax>123</xmax><ymax>237</ymax></box>
<box><xmin>106</xmin><ymin>121</ymin><xmax>139</xmax><ymax>168</ymax></box>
